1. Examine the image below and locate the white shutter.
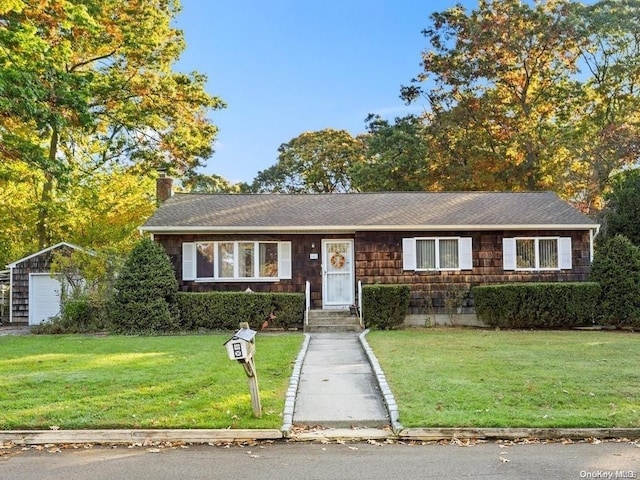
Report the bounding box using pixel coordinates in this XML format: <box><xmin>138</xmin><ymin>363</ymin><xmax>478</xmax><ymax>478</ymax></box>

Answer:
<box><xmin>502</xmin><ymin>238</ymin><xmax>516</xmax><ymax>270</ymax></box>
<box><xmin>278</xmin><ymin>242</ymin><xmax>292</xmax><ymax>279</ymax></box>
<box><xmin>459</xmin><ymin>237</ymin><xmax>473</xmax><ymax>270</ymax></box>
<box><xmin>559</xmin><ymin>237</ymin><xmax>572</xmax><ymax>270</ymax></box>
<box><xmin>182</xmin><ymin>242</ymin><xmax>196</xmax><ymax>281</ymax></box>
<box><xmin>402</xmin><ymin>238</ymin><xmax>416</xmax><ymax>270</ymax></box>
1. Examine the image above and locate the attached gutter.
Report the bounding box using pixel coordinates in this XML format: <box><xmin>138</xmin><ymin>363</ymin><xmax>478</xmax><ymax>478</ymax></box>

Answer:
<box><xmin>140</xmin><ymin>223</ymin><xmax>600</xmax><ymax>234</ymax></box>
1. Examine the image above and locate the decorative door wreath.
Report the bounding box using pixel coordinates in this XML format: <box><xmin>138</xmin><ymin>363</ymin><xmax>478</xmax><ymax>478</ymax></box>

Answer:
<box><xmin>330</xmin><ymin>252</ymin><xmax>346</xmax><ymax>269</ymax></box>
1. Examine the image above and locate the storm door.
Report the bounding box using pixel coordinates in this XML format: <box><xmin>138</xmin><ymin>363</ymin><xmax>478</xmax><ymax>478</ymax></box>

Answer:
<box><xmin>322</xmin><ymin>239</ymin><xmax>354</xmax><ymax>308</ymax></box>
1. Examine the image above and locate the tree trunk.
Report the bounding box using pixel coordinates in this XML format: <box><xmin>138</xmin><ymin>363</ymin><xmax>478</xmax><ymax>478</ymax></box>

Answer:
<box><xmin>36</xmin><ymin>127</ymin><xmax>59</xmax><ymax>249</ymax></box>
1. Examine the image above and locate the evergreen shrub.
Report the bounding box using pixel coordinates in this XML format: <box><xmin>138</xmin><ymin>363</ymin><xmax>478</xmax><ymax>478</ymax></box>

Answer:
<box><xmin>590</xmin><ymin>235</ymin><xmax>640</xmax><ymax>328</ymax></box>
<box><xmin>107</xmin><ymin>238</ymin><xmax>179</xmax><ymax>334</ymax></box>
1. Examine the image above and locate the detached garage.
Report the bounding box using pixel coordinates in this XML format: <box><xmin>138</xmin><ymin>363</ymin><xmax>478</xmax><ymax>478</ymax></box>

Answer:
<box><xmin>7</xmin><ymin>242</ymin><xmax>84</xmax><ymax>325</ymax></box>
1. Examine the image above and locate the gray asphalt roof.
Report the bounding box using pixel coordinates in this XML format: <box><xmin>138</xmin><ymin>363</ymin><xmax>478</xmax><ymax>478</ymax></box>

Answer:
<box><xmin>141</xmin><ymin>191</ymin><xmax>598</xmax><ymax>232</ymax></box>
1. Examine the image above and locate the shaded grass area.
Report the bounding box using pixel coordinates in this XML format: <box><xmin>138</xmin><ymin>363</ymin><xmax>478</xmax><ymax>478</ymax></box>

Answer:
<box><xmin>367</xmin><ymin>329</ymin><xmax>640</xmax><ymax>428</ymax></box>
<box><xmin>0</xmin><ymin>333</ymin><xmax>303</xmax><ymax>430</ymax></box>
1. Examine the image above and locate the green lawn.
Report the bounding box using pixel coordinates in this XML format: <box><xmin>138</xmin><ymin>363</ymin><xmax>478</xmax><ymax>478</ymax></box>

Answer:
<box><xmin>0</xmin><ymin>333</ymin><xmax>303</xmax><ymax>430</ymax></box>
<box><xmin>367</xmin><ymin>328</ymin><xmax>640</xmax><ymax>428</ymax></box>
<box><xmin>2</xmin><ymin>329</ymin><xmax>639</xmax><ymax>430</ymax></box>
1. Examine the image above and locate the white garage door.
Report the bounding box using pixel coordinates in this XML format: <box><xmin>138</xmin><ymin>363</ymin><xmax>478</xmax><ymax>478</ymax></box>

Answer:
<box><xmin>29</xmin><ymin>274</ymin><xmax>62</xmax><ymax>326</ymax></box>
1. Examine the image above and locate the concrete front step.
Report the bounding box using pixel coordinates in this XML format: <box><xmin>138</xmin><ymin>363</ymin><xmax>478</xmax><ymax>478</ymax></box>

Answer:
<box><xmin>305</xmin><ymin>310</ymin><xmax>362</xmax><ymax>333</ymax></box>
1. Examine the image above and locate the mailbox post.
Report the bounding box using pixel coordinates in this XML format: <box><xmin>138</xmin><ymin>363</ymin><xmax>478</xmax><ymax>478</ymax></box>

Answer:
<box><xmin>224</xmin><ymin>325</ymin><xmax>262</xmax><ymax>417</ymax></box>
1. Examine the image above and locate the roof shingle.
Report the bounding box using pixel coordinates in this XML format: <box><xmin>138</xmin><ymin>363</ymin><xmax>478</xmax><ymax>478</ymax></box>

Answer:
<box><xmin>141</xmin><ymin>191</ymin><xmax>598</xmax><ymax>232</ymax></box>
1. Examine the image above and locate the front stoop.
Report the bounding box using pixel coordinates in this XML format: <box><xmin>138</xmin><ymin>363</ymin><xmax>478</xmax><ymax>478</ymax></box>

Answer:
<box><xmin>305</xmin><ymin>310</ymin><xmax>362</xmax><ymax>333</ymax></box>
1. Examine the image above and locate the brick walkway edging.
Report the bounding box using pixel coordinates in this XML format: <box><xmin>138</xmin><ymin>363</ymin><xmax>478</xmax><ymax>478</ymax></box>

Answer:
<box><xmin>358</xmin><ymin>329</ymin><xmax>403</xmax><ymax>433</ymax></box>
<box><xmin>280</xmin><ymin>333</ymin><xmax>311</xmax><ymax>434</ymax></box>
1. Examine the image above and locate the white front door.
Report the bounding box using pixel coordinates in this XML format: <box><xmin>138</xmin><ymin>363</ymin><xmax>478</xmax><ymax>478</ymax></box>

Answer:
<box><xmin>29</xmin><ymin>274</ymin><xmax>62</xmax><ymax>325</ymax></box>
<box><xmin>322</xmin><ymin>239</ymin><xmax>354</xmax><ymax>308</ymax></box>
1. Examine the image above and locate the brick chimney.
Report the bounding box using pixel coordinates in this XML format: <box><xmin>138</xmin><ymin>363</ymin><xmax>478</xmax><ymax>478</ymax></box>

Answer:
<box><xmin>156</xmin><ymin>170</ymin><xmax>173</xmax><ymax>206</ymax></box>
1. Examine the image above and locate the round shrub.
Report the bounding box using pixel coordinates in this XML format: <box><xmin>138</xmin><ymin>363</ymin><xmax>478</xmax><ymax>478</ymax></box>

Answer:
<box><xmin>108</xmin><ymin>238</ymin><xmax>179</xmax><ymax>334</ymax></box>
<box><xmin>590</xmin><ymin>235</ymin><xmax>640</xmax><ymax>328</ymax></box>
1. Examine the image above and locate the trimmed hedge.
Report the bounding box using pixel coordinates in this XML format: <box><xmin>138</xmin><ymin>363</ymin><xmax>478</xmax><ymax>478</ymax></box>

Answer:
<box><xmin>473</xmin><ymin>282</ymin><xmax>601</xmax><ymax>329</ymax></box>
<box><xmin>177</xmin><ymin>291</ymin><xmax>304</xmax><ymax>331</ymax></box>
<box><xmin>362</xmin><ymin>284</ymin><xmax>410</xmax><ymax>330</ymax></box>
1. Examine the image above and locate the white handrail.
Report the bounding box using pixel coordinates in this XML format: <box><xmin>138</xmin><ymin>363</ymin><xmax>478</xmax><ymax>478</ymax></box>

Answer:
<box><xmin>304</xmin><ymin>280</ymin><xmax>310</xmax><ymax>327</ymax></box>
<box><xmin>357</xmin><ymin>280</ymin><xmax>363</xmax><ymax>329</ymax></box>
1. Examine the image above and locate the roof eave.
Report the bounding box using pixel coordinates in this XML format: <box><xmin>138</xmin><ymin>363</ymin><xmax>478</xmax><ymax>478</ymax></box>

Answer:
<box><xmin>140</xmin><ymin>223</ymin><xmax>599</xmax><ymax>234</ymax></box>
<box><xmin>6</xmin><ymin>242</ymin><xmax>90</xmax><ymax>268</ymax></box>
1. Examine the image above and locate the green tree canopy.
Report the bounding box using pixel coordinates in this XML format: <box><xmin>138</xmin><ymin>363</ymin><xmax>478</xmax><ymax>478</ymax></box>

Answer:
<box><xmin>179</xmin><ymin>172</ymin><xmax>247</xmax><ymax>193</ymax></box>
<box><xmin>350</xmin><ymin>115</ymin><xmax>433</xmax><ymax>192</ymax></box>
<box><xmin>600</xmin><ymin>169</ymin><xmax>640</xmax><ymax>245</ymax></box>
<box><xmin>250</xmin><ymin>129</ymin><xmax>365</xmax><ymax>193</ymax></box>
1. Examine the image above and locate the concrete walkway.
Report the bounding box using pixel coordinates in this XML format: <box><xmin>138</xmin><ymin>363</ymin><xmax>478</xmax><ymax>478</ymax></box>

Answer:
<box><xmin>292</xmin><ymin>333</ymin><xmax>389</xmax><ymax>428</ymax></box>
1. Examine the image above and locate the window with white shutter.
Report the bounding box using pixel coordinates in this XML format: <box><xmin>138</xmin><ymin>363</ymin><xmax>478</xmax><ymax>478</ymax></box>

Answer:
<box><xmin>182</xmin><ymin>241</ymin><xmax>291</xmax><ymax>281</ymax></box>
<box><xmin>402</xmin><ymin>237</ymin><xmax>472</xmax><ymax>271</ymax></box>
<box><xmin>503</xmin><ymin>237</ymin><xmax>572</xmax><ymax>271</ymax></box>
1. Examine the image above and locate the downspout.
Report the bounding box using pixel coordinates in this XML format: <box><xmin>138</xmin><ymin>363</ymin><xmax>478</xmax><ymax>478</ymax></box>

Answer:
<box><xmin>8</xmin><ymin>266</ymin><xmax>13</xmax><ymax>324</ymax></box>
<box><xmin>590</xmin><ymin>225</ymin><xmax>601</xmax><ymax>263</ymax></box>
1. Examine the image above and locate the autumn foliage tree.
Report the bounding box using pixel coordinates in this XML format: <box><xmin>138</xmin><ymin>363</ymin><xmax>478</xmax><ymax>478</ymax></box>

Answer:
<box><xmin>397</xmin><ymin>0</ymin><xmax>640</xmax><ymax>211</ymax></box>
<box><xmin>0</xmin><ymin>0</ymin><xmax>224</xmax><ymax>265</ymax></box>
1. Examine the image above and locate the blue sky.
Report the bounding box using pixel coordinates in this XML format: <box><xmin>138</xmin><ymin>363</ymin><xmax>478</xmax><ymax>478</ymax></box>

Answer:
<box><xmin>174</xmin><ymin>1</ymin><xmax>475</xmax><ymax>183</ymax></box>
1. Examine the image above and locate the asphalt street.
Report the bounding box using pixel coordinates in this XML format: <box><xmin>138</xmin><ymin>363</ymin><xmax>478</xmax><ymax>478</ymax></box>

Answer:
<box><xmin>1</xmin><ymin>439</ymin><xmax>638</xmax><ymax>480</ymax></box>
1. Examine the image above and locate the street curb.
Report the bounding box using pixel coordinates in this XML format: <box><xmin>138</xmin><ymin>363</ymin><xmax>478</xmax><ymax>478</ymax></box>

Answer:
<box><xmin>2</xmin><ymin>427</ymin><xmax>638</xmax><ymax>445</ymax></box>
<box><xmin>359</xmin><ymin>329</ymin><xmax>403</xmax><ymax>433</ymax></box>
<box><xmin>397</xmin><ymin>427</ymin><xmax>640</xmax><ymax>441</ymax></box>
<box><xmin>0</xmin><ymin>429</ymin><xmax>283</xmax><ymax>445</ymax></box>
<box><xmin>280</xmin><ymin>333</ymin><xmax>311</xmax><ymax>435</ymax></box>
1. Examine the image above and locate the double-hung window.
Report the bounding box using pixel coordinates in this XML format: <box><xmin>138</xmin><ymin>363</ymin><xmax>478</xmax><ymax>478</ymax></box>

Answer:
<box><xmin>502</xmin><ymin>237</ymin><xmax>571</xmax><ymax>271</ymax></box>
<box><xmin>402</xmin><ymin>237</ymin><xmax>473</xmax><ymax>271</ymax></box>
<box><xmin>183</xmin><ymin>241</ymin><xmax>291</xmax><ymax>281</ymax></box>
